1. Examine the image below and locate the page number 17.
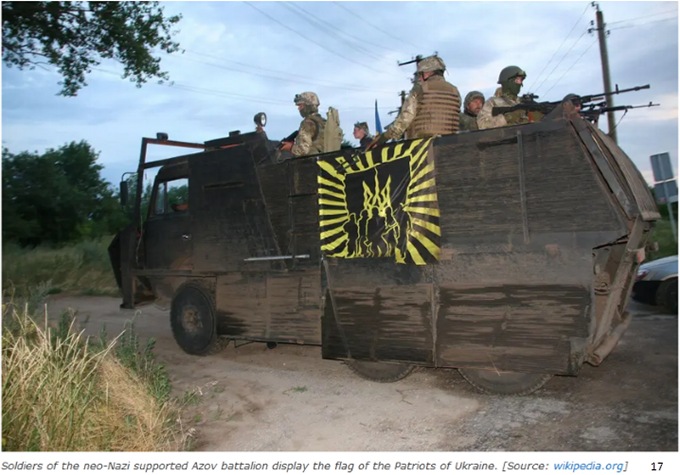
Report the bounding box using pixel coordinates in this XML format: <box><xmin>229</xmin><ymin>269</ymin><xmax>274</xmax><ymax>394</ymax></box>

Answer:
<box><xmin>652</xmin><ymin>462</ymin><xmax>663</xmax><ymax>471</ymax></box>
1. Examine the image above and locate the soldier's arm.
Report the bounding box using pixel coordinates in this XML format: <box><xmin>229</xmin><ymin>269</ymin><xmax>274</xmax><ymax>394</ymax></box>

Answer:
<box><xmin>476</xmin><ymin>98</ymin><xmax>507</xmax><ymax>130</ymax></box>
<box><xmin>384</xmin><ymin>87</ymin><xmax>420</xmax><ymax>140</ymax></box>
<box><xmin>291</xmin><ymin>118</ymin><xmax>315</xmax><ymax>156</ymax></box>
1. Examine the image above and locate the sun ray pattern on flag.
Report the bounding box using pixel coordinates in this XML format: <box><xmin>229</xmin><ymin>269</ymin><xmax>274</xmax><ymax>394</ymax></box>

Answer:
<box><xmin>316</xmin><ymin>137</ymin><xmax>440</xmax><ymax>265</ymax></box>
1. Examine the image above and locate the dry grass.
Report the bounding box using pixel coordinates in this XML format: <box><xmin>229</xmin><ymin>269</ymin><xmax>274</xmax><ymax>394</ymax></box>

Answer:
<box><xmin>1</xmin><ymin>298</ymin><xmax>190</xmax><ymax>451</ymax></box>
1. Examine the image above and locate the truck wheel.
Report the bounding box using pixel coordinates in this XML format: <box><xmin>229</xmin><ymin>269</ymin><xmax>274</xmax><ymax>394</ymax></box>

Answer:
<box><xmin>458</xmin><ymin>368</ymin><xmax>552</xmax><ymax>395</ymax></box>
<box><xmin>656</xmin><ymin>279</ymin><xmax>678</xmax><ymax>314</ymax></box>
<box><xmin>170</xmin><ymin>284</ymin><xmax>225</xmax><ymax>356</ymax></box>
<box><xmin>346</xmin><ymin>360</ymin><xmax>414</xmax><ymax>383</ymax></box>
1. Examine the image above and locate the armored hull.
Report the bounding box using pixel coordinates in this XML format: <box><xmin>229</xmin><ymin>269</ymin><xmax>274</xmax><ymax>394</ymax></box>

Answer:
<box><xmin>110</xmin><ymin>105</ymin><xmax>659</xmax><ymax>394</ymax></box>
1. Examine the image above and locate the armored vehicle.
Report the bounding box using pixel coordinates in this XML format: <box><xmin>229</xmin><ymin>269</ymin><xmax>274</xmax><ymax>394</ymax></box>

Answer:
<box><xmin>109</xmin><ymin>103</ymin><xmax>660</xmax><ymax>395</ymax></box>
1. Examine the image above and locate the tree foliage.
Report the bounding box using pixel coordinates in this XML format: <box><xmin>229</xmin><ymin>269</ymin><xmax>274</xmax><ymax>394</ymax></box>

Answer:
<box><xmin>2</xmin><ymin>1</ymin><xmax>182</xmax><ymax>96</ymax></box>
<box><xmin>2</xmin><ymin>142</ymin><xmax>128</xmax><ymax>246</ymax></box>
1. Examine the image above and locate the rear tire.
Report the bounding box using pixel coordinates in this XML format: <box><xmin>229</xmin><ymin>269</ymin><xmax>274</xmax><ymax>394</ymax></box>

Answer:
<box><xmin>346</xmin><ymin>360</ymin><xmax>414</xmax><ymax>383</ymax></box>
<box><xmin>458</xmin><ymin>368</ymin><xmax>552</xmax><ymax>395</ymax></box>
<box><xmin>657</xmin><ymin>279</ymin><xmax>678</xmax><ymax>314</ymax></box>
<box><xmin>170</xmin><ymin>284</ymin><xmax>226</xmax><ymax>356</ymax></box>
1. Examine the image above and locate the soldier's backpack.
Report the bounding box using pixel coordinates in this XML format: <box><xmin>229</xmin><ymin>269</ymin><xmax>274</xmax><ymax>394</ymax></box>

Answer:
<box><xmin>323</xmin><ymin>106</ymin><xmax>343</xmax><ymax>152</ymax></box>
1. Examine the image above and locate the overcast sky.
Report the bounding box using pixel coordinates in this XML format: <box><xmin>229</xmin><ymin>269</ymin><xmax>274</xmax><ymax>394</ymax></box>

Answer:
<box><xmin>1</xmin><ymin>1</ymin><xmax>678</xmax><ymax>189</ymax></box>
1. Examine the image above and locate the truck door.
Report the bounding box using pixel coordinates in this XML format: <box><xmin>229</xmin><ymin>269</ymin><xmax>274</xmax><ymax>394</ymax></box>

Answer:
<box><xmin>144</xmin><ymin>170</ymin><xmax>192</xmax><ymax>270</ymax></box>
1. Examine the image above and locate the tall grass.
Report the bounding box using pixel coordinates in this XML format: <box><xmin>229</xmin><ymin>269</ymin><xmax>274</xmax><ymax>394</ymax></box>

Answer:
<box><xmin>648</xmin><ymin>218</ymin><xmax>678</xmax><ymax>262</ymax></box>
<box><xmin>2</xmin><ymin>237</ymin><xmax>118</xmax><ymax>296</ymax></box>
<box><xmin>1</xmin><ymin>292</ymin><xmax>190</xmax><ymax>451</ymax></box>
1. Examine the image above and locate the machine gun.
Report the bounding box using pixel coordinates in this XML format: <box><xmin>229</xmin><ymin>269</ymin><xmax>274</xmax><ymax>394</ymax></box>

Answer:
<box><xmin>580</xmin><ymin>102</ymin><xmax>660</xmax><ymax>123</ymax></box>
<box><xmin>492</xmin><ymin>84</ymin><xmax>651</xmax><ymax>117</ymax></box>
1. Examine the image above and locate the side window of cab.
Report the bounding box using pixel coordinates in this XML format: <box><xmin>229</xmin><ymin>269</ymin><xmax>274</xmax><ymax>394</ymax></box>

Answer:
<box><xmin>153</xmin><ymin>177</ymin><xmax>189</xmax><ymax>215</ymax></box>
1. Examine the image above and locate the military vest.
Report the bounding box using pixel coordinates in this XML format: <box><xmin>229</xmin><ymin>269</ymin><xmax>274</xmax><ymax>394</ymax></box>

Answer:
<box><xmin>306</xmin><ymin>114</ymin><xmax>326</xmax><ymax>154</ymax></box>
<box><xmin>409</xmin><ymin>76</ymin><xmax>461</xmax><ymax>139</ymax></box>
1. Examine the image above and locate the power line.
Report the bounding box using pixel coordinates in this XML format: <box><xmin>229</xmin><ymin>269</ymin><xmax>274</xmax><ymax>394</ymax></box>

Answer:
<box><xmin>291</xmin><ymin>3</ymin><xmax>396</xmax><ymax>54</ymax></box>
<box><xmin>245</xmin><ymin>1</ymin><xmax>388</xmax><ymax>75</ymax></box>
<box><xmin>542</xmin><ymin>38</ymin><xmax>599</xmax><ymax>98</ymax></box>
<box><xmin>608</xmin><ymin>8</ymin><xmax>679</xmax><ymax>25</ymax></box>
<box><xmin>181</xmin><ymin>50</ymin><xmax>393</xmax><ymax>93</ymax></box>
<box><xmin>283</xmin><ymin>1</ymin><xmax>385</xmax><ymax>62</ymax></box>
<box><xmin>526</xmin><ymin>2</ymin><xmax>590</xmax><ymax>92</ymax></box>
<box><xmin>91</xmin><ymin>66</ymin><xmax>383</xmax><ymax>111</ymax></box>
<box><xmin>170</xmin><ymin>52</ymin><xmax>394</xmax><ymax>93</ymax></box>
<box><xmin>534</xmin><ymin>29</ymin><xmax>588</xmax><ymax>95</ymax></box>
<box><xmin>332</xmin><ymin>1</ymin><xmax>426</xmax><ymax>51</ymax></box>
<box><xmin>609</xmin><ymin>15</ymin><xmax>678</xmax><ymax>30</ymax></box>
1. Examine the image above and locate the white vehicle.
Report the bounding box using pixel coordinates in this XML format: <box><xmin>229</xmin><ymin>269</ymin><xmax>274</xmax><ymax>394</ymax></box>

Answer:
<box><xmin>632</xmin><ymin>255</ymin><xmax>678</xmax><ymax>313</ymax></box>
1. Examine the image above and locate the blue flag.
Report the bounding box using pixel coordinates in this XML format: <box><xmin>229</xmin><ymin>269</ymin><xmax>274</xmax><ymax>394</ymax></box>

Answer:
<box><xmin>374</xmin><ymin>99</ymin><xmax>383</xmax><ymax>134</ymax></box>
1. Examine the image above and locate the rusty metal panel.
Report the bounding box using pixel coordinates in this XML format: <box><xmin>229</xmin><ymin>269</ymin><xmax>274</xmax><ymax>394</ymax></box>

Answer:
<box><xmin>432</xmin><ymin>123</ymin><xmax>625</xmax><ymax>250</ymax></box>
<box><xmin>590</xmin><ymin>126</ymin><xmax>661</xmax><ymax>221</ymax></box>
<box><xmin>436</xmin><ymin>284</ymin><xmax>590</xmax><ymax>374</ymax></box>
<box><xmin>189</xmin><ymin>148</ymin><xmax>280</xmax><ymax>272</ymax></box>
<box><xmin>322</xmin><ymin>284</ymin><xmax>434</xmax><ymax>364</ymax></box>
<box><xmin>215</xmin><ymin>270</ymin><xmax>321</xmax><ymax>344</ymax></box>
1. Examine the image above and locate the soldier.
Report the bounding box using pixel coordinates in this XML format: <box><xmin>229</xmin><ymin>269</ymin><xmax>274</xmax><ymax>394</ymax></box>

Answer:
<box><xmin>367</xmin><ymin>55</ymin><xmax>460</xmax><ymax>148</ymax></box>
<box><xmin>353</xmin><ymin>121</ymin><xmax>374</xmax><ymax>148</ymax></box>
<box><xmin>477</xmin><ymin>66</ymin><xmax>529</xmax><ymax>130</ymax></box>
<box><xmin>563</xmin><ymin>93</ymin><xmax>582</xmax><ymax>113</ymax></box>
<box><xmin>459</xmin><ymin>91</ymin><xmax>485</xmax><ymax>131</ymax></box>
<box><xmin>280</xmin><ymin>92</ymin><xmax>326</xmax><ymax>156</ymax></box>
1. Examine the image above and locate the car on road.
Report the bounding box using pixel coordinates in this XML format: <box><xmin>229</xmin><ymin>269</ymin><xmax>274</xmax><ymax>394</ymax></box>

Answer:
<box><xmin>632</xmin><ymin>255</ymin><xmax>678</xmax><ymax>313</ymax></box>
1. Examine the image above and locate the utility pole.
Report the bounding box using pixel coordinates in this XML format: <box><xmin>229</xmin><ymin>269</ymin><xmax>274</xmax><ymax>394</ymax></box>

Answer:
<box><xmin>590</xmin><ymin>2</ymin><xmax>617</xmax><ymax>143</ymax></box>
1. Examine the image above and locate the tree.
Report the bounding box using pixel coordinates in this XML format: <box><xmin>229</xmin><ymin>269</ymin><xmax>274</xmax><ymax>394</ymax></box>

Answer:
<box><xmin>2</xmin><ymin>1</ymin><xmax>182</xmax><ymax>96</ymax></box>
<box><xmin>2</xmin><ymin>141</ymin><xmax>127</xmax><ymax>246</ymax></box>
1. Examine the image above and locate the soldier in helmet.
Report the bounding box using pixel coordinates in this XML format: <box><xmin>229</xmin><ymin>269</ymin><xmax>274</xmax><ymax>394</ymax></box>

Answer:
<box><xmin>477</xmin><ymin>66</ymin><xmax>530</xmax><ymax>130</ymax></box>
<box><xmin>367</xmin><ymin>55</ymin><xmax>460</xmax><ymax>148</ymax></box>
<box><xmin>280</xmin><ymin>91</ymin><xmax>326</xmax><ymax>156</ymax></box>
<box><xmin>353</xmin><ymin>121</ymin><xmax>374</xmax><ymax>148</ymax></box>
<box><xmin>563</xmin><ymin>93</ymin><xmax>582</xmax><ymax>113</ymax></box>
<box><xmin>459</xmin><ymin>91</ymin><xmax>485</xmax><ymax>131</ymax></box>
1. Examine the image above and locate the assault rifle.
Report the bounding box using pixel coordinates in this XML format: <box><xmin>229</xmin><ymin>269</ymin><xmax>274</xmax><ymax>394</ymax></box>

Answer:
<box><xmin>491</xmin><ymin>84</ymin><xmax>651</xmax><ymax>117</ymax></box>
<box><xmin>278</xmin><ymin>130</ymin><xmax>299</xmax><ymax>150</ymax></box>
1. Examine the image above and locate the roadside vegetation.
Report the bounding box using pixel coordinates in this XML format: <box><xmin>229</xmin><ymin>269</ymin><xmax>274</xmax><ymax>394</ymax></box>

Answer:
<box><xmin>1</xmin><ymin>288</ymin><xmax>192</xmax><ymax>451</ymax></box>
<box><xmin>648</xmin><ymin>218</ymin><xmax>677</xmax><ymax>262</ymax></box>
<box><xmin>2</xmin><ymin>237</ymin><xmax>119</xmax><ymax>297</ymax></box>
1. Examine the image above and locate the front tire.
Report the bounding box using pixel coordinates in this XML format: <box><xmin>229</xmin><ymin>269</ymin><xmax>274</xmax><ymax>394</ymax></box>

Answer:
<box><xmin>346</xmin><ymin>360</ymin><xmax>414</xmax><ymax>383</ymax></box>
<box><xmin>170</xmin><ymin>284</ymin><xmax>225</xmax><ymax>356</ymax></box>
<box><xmin>458</xmin><ymin>368</ymin><xmax>552</xmax><ymax>395</ymax></box>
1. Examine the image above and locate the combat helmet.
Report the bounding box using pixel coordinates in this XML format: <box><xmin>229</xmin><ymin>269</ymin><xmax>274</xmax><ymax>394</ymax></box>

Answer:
<box><xmin>464</xmin><ymin>90</ymin><xmax>485</xmax><ymax>107</ymax></box>
<box><xmin>497</xmin><ymin>66</ymin><xmax>527</xmax><ymax>84</ymax></box>
<box><xmin>354</xmin><ymin>121</ymin><xmax>369</xmax><ymax>134</ymax></box>
<box><xmin>294</xmin><ymin>92</ymin><xmax>320</xmax><ymax>108</ymax></box>
<box><xmin>417</xmin><ymin>55</ymin><xmax>446</xmax><ymax>74</ymax></box>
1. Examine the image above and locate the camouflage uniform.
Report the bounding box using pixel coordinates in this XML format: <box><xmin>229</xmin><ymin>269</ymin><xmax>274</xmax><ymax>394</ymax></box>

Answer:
<box><xmin>477</xmin><ymin>66</ymin><xmax>530</xmax><ymax>130</ymax></box>
<box><xmin>383</xmin><ymin>56</ymin><xmax>460</xmax><ymax>140</ymax></box>
<box><xmin>477</xmin><ymin>94</ymin><xmax>529</xmax><ymax>130</ymax></box>
<box><xmin>459</xmin><ymin>91</ymin><xmax>484</xmax><ymax>131</ymax></box>
<box><xmin>291</xmin><ymin>92</ymin><xmax>326</xmax><ymax>156</ymax></box>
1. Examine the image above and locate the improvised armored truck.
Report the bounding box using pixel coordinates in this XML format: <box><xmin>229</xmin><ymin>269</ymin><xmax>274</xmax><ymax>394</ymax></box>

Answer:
<box><xmin>109</xmin><ymin>103</ymin><xmax>660</xmax><ymax>395</ymax></box>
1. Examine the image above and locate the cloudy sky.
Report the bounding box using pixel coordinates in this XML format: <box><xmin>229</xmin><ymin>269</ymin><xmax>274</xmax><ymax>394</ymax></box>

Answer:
<box><xmin>1</xmin><ymin>1</ymin><xmax>678</xmax><ymax>189</ymax></box>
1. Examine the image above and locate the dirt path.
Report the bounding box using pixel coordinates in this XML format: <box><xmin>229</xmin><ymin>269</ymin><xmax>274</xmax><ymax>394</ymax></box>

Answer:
<box><xmin>47</xmin><ymin>295</ymin><xmax>677</xmax><ymax>451</ymax></box>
